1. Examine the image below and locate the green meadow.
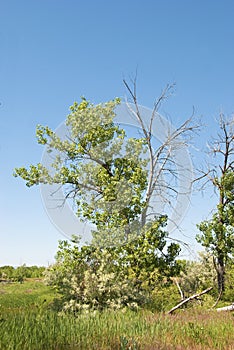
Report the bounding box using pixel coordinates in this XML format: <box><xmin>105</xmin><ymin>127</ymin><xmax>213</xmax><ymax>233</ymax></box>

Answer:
<box><xmin>0</xmin><ymin>279</ymin><xmax>234</xmax><ymax>350</ymax></box>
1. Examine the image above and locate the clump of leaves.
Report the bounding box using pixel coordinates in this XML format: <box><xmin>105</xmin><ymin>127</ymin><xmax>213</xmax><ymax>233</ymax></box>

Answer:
<box><xmin>44</xmin><ymin>217</ymin><xmax>181</xmax><ymax>314</ymax></box>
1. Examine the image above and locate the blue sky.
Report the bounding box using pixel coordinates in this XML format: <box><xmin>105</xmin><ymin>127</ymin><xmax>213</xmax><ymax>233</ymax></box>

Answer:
<box><xmin>0</xmin><ymin>0</ymin><xmax>234</xmax><ymax>266</ymax></box>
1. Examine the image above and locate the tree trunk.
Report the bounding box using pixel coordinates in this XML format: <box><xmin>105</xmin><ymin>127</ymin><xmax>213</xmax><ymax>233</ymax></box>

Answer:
<box><xmin>214</xmin><ymin>255</ymin><xmax>225</xmax><ymax>295</ymax></box>
<box><xmin>217</xmin><ymin>264</ymin><xmax>225</xmax><ymax>294</ymax></box>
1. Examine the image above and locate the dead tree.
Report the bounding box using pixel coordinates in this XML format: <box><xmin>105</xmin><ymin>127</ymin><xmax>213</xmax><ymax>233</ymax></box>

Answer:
<box><xmin>123</xmin><ymin>78</ymin><xmax>201</xmax><ymax>231</ymax></box>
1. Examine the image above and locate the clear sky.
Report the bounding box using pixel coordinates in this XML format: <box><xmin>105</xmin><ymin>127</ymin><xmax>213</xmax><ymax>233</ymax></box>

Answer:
<box><xmin>0</xmin><ymin>0</ymin><xmax>234</xmax><ymax>266</ymax></box>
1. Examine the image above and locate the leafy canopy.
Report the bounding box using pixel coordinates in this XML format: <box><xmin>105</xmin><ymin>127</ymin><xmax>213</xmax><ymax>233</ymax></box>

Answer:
<box><xmin>197</xmin><ymin>170</ymin><xmax>234</xmax><ymax>260</ymax></box>
<box><xmin>14</xmin><ymin>97</ymin><xmax>148</xmax><ymax>236</ymax></box>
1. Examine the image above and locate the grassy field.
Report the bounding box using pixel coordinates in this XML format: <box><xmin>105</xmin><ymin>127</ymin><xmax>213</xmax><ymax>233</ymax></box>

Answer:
<box><xmin>0</xmin><ymin>280</ymin><xmax>234</xmax><ymax>350</ymax></box>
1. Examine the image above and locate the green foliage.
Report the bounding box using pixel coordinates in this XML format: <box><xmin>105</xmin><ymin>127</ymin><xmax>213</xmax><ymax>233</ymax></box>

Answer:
<box><xmin>222</xmin><ymin>260</ymin><xmax>234</xmax><ymax>302</ymax></box>
<box><xmin>13</xmin><ymin>265</ymin><xmax>27</xmax><ymax>283</ymax></box>
<box><xmin>44</xmin><ymin>217</ymin><xmax>181</xmax><ymax>313</ymax></box>
<box><xmin>150</xmin><ymin>283</ymin><xmax>181</xmax><ymax>312</ymax></box>
<box><xmin>115</xmin><ymin>216</ymin><xmax>181</xmax><ymax>288</ymax></box>
<box><xmin>179</xmin><ymin>252</ymin><xmax>216</xmax><ymax>296</ymax></box>
<box><xmin>197</xmin><ymin>171</ymin><xmax>234</xmax><ymax>253</ymax></box>
<box><xmin>176</xmin><ymin>252</ymin><xmax>234</xmax><ymax>306</ymax></box>
<box><xmin>14</xmin><ymin>98</ymin><xmax>148</xmax><ymax>232</ymax></box>
<box><xmin>0</xmin><ymin>265</ymin><xmax>14</xmax><ymax>280</ymax></box>
<box><xmin>0</xmin><ymin>265</ymin><xmax>45</xmax><ymax>281</ymax></box>
<box><xmin>197</xmin><ymin>177</ymin><xmax>234</xmax><ymax>260</ymax></box>
<box><xmin>45</xmin><ymin>241</ymin><xmax>144</xmax><ymax>313</ymax></box>
<box><xmin>196</xmin><ymin>170</ymin><xmax>234</xmax><ymax>294</ymax></box>
<box><xmin>196</xmin><ymin>115</ymin><xmax>234</xmax><ymax>295</ymax></box>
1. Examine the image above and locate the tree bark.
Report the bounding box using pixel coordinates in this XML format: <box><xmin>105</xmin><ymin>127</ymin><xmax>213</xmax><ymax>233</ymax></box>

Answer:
<box><xmin>167</xmin><ymin>287</ymin><xmax>213</xmax><ymax>314</ymax></box>
<box><xmin>217</xmin><ymin>261</ymin><xmax>225</xmax><ymax>294</ymax></box>
<box><xmin>216</xmin><ymin>304</ymin><xmax>234</xmax><ymax>312</ymax></box>
<box><xmin>213</xmin><ymin>255</ymin><xmax>225</xmax><ymax>295</ymax></box>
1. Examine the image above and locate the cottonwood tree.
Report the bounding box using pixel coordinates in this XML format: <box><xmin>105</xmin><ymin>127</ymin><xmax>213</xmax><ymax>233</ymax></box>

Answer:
<box><xmin>14</xmin><ymin>83</ymin><xmax>200</xmax><ymax>311</ymax></box>
<box><xmin>196</xmin><ymin>114</ymin><xmax>234</xmax><ymax>298</ymax></box>
<box><xmin>14</xmin><ymin>98</ymin><xmax>148</xmax><ymax>243</ymax></box>
<box><xmin>14</xmin><ymin>82</ymin><xmax>199</xmax><ymax>244</ymax></box>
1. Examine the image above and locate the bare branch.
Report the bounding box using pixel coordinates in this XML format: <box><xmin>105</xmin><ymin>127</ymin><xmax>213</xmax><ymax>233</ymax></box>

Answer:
<box><xmin>167</xmin><ymin>287</ymin><xmax>213</xmax><ymax>314</ymax></box>
<box><xmin>124</xmin><ymin>78</ymin><xmax>200</xmax><ymax>228</ymax></box>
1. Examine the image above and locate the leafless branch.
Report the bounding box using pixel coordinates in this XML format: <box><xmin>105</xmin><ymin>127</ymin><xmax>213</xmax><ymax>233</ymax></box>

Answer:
<box><xmin>167</xmin><ymin>287</ymin><xmax>213</xmax><ymax>314</ymax></box>
<box><xmin>123</xmin><ymin>78</ymin><xmax>200</xmax><ymax>228</ymax></box>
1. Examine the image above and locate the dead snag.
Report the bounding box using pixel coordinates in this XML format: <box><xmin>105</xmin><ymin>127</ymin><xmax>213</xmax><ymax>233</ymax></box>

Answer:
<box><xmin>167</xmin><ymin>287</ymin><xmax>213</xmax><ymax>314</ymax></box>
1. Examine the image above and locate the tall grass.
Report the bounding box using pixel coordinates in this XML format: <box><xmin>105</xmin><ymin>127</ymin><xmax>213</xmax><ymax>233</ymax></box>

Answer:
<box><xmin>0</xmin><ymin>281</ymin><xmax>234</xmax><ymax>350</ymax></box>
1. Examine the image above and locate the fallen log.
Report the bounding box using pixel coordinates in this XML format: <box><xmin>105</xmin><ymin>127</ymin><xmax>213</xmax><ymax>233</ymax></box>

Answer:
<box><xmin>167</xmin><ymin>287</ymin><xmax>213</xmax><ymax>314</ymax></box>
<box><xmin>216</xmin><ymin>304</ymin><xmax>234</xmax><ymax>312</ymax></box>
<box><xmin>0</xmin><ymin>279</ymin><xmax>12</xmax><ymax>284</ymax></box>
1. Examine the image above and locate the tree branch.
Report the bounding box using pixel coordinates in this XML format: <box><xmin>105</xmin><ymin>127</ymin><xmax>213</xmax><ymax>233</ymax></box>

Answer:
<box><xmin>167</xmin><ymin>287</ymin><xmax>213</xmax><ymax>314</ymax></box>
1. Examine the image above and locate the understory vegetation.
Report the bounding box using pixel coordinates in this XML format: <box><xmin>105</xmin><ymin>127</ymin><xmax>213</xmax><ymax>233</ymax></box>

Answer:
<box><xmin>43</xmin><ymin>237</ymin><xmax>234</xmax><ymax>315</ymax></box>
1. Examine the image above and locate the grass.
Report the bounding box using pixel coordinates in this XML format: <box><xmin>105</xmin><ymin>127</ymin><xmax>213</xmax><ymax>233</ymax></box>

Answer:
<box><xmin>0</xmin><ymin>280</ymin><xmax>234</xmax><ymax>349</ymax></box>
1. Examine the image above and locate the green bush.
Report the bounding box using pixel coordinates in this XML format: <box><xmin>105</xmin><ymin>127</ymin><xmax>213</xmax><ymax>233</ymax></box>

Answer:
<box><xmin>44</xmin><ymin>219</ymin><xmax>181</xmax><ymax>314</ymax></box>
